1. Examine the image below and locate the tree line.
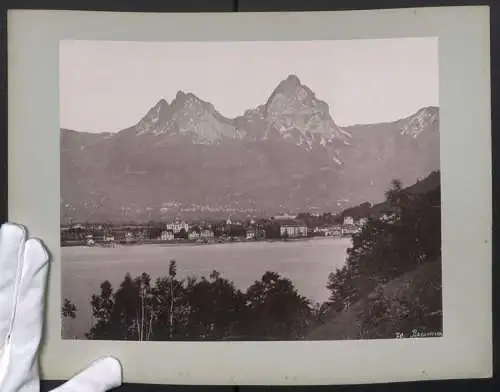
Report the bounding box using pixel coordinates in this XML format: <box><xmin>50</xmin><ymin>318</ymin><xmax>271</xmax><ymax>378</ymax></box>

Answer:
<box><xmin>63</xmin><ymin>175</ymin><xmax>442</xmax><ymax>340</ymax></box>
<box><xmin>64</xmin><ymin>266</ymin><xmax>316</xmax><ymax>341</ymax></box>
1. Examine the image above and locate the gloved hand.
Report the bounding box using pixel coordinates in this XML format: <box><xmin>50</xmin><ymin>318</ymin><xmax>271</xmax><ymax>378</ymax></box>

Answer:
<box><xmin>0</xmin><ymin>222</ymin><xmax>122</xmax><ymax>391</ymax></box>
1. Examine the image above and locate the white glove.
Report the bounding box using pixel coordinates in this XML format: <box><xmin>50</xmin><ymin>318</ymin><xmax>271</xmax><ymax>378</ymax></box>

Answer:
<box><xmin>0</xmin><ymin>222</ymin><xmax>122</xmax><ymax>392</ymax></box>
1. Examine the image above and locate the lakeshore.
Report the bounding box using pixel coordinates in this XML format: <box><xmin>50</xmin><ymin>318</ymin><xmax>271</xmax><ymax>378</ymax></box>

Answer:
<box><xmin>60</xmin><ymin>234</ymin><xmax>345</xmax><ymax>248</ymax></box>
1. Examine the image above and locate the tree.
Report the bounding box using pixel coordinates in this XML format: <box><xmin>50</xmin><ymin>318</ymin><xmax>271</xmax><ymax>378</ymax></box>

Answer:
<box><xmin>384</xmin><ymin>179</ymin><xmax>404</xmax><ymax>203</ymax></box>
<box><xmin>183</xmin><ymin>270</ymin><xmax>246</xmax><ymax>340</ymax></box>
<box><xmin>133</xmin><ymin>272</ymin><xmax>156</xmax><ymax>341</ymax></box>
<box><xmin>326</xmin><ymin>264</ymin><xmax>361</xmax><ymax>312</ymax></box>
<box><xmin>295</xmin><ymin>213</ymin><xmax>317</xmax><ymax>228</ymax></box>
<box><xmin>61</xmin><ymin>298</ymin><xmax>78</xmax><ymax>338</ymax></box>
<box><xmin>229</xmin><ymin>225</ymin><xmax>245</xmax><ymax>238</ymax></box>
<box><xmin>86</xmin><ymin>280</ymin><xmax>116</xmax><ymax>339</ymax></box>
<box><xmin>243</xmin><ymin>271</ymin><xmax>313</xmax><ymax>340</ymax></box>
<box><xmin>62</xmin><ymin>298</ymin><xmax>77</xmax><ymax>319</ymax></box>
<box><xmin>176</xmin><ymin>228</ymin><xmax>187</xmax><ymax>239</ymax></box>
<box><xmin>148</xmin><ymin>226</ymin><xmax>163</xmax><ymax>240</ymax></box>
<box><xmin>168</xmin><ymin>260</ymin><xmax>177</xmax><ymax>338</ymax></box>
<box><xmin>150</xmin><ymin>270</ymin><xmax>189</xmax><ymax>340</ymax></box>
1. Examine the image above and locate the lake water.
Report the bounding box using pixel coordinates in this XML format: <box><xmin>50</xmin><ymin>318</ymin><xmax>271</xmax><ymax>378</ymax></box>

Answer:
<box><xmin>61</xmin><ymin>237</ymin><xmax>351</xmax><ymax>338</ymax></box>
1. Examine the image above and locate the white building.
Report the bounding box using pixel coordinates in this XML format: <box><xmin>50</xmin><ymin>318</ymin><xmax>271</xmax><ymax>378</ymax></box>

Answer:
<box><xmin>160</xmin><ymin>230</ymin><xmax>174</xmax><ymax>241</ymax></box>
<box><xmin>246</xmin><ymin>229</ymin><xmax>256</xmax><ymax>239</ymax></box>
<box><xmin>280</xmin><ymin>221</ymin><xmax>309</xmax><ymax>238</ymax></box>
<box><xmin>200</xmin><ymin>229</ymin><xmax>214</xmax><ymax>239</ymax></box>
<box><xmin>166</xmin><ymin>219</ymin><xmax>190</xmax><ymax>233</ymax></box>
<box><xmin>343</xmin><ymin>216</ymin><xmax>354</xmax><ymax>225</ymax></box>
<box><xmin>188</xmin><ymin>231</ymin><xmax>200</xmax><ymax>240</ymax></box>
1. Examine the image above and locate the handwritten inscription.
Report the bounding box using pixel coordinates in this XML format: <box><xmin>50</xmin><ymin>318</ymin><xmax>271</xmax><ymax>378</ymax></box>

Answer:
<box><xmin>396</xmin><ymin>329</ymin><xmax>443</xmax><ymax>339</ymax></box>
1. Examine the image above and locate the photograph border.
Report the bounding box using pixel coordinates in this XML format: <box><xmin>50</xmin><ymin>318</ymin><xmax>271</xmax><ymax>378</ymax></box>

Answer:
<box><xmin>7</xmin><ymin>5</ymin><xmax>492</xmax><ymax>386</ymax></box>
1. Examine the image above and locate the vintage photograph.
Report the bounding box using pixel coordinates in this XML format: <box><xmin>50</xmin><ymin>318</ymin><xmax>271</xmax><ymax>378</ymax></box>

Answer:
<box><xmin>60</xmin><ymin>38</ymin><xmax>442</xmax><ymax>342</ymax></box>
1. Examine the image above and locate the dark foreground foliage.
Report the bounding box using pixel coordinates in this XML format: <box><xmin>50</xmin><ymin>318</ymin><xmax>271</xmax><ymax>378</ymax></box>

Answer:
<box><xmin>308</xmin><ymin>260</ymin><xmax>442</xmax><ymax>340</ymax></box>
<box><xmin>63</xmin><ymin>175</ymin><xmax>442</xmax><ymax>341</ymax></box>
<box><xmin>80</xmin><ymin>267</ymin><xmax>316</xmax><ymax>341</ymax></box>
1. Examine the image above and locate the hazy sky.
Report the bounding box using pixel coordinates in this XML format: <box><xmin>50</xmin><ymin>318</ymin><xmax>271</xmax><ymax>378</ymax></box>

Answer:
<box><xmin>60</xmin><ymin>37</ymin><xmax>438</xmax><ymax>134</ymax></box>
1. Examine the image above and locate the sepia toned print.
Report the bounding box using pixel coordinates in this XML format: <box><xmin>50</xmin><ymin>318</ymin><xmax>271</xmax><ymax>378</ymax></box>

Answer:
<box><xmin>60</xmin><ymin>38</ymin><xmax>441</xmax><ymax>341</ymax></box>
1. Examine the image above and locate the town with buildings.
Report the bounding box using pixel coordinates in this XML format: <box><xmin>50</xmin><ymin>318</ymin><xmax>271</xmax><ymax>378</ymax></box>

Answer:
<box><xmin>60</xmin><ymin>214</ymin><xmax>370</xmax><ymax>247</ymax></box>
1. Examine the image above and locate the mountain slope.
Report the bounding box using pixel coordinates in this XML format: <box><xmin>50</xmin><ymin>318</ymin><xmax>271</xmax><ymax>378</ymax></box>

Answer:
<box><xmin>307</xmin><ymin>260</ymin><xmax>442</xmax><ymax>340</ymax></box>
<box><xmin>61</xmin><ymin>75</ymin><xmax>439</xmax><ymax>224</ymax></box>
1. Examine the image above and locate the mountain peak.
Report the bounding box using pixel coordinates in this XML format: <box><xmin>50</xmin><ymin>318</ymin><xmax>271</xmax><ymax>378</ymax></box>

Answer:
<box><xmin>285</xmin><ymin>74</ymin><xmax>301</xmax><ymax>85</ymax></box>
<box><xmin>261</xmin><ymin>74</ymin><xmax>346</xmax><ymax>145</ymax></box>
<box><xmin>156</xmin><ymin>98</ymin><xmax>168</xmax><ymax>106</ymax></box>
<box><xmin>148</xmin><ymin>98</ymin><xmax>169</xmax><ymax>113</ymax></box>
<box><xmin>400</xmin><ymin>106</ymin><xmax>439</xmax><ymax>137</ymax></box>
<box><xmin>172</xmin><ymin>90</ymin><xmax>205</xmax><ymax>108</ymax></box>
<box><xmin>273</xmin><ymin>74</ymin><xmax>306</xmax><ymax>95</ymax></box>
<box><xmin>175</xmin><ymin>90</ymin><xmax>188</xmax><ymax>100</ymax></box>
<box><xmin>135</xmin><ymin>98</ymin><xmax>170</xmax><ymax>134</ymax></box>
<box><xmin>174</xmin><ymin>90</ymin><xmax>191</xmax><ymax>102</ymax></box>
<box><xmin>417</xmin><ymin>106</ymin><xmax>439</xmax><ymax>116</ymax></box>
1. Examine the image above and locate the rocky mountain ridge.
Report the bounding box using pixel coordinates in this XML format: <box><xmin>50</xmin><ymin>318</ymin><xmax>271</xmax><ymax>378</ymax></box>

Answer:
<box><xmin>61</xmin><ymin>74</ymin><xmax>439</xmax><ymax>224</ymax></box>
